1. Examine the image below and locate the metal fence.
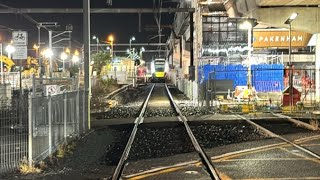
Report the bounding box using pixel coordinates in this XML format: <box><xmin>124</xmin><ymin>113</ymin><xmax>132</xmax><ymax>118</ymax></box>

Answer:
<box><xmin>0</xmin><ymin>89</ymin><xmax>88</xmax><ymax>173</ymax></box>
<box><xmin>0</xmin><ymin>94</ymin><xmax>28</xmax><ymax>173</ymax></box>
<box><xmin>198</xmin><ymin>67</ymin><xmax>320</xmax><ymax>113</ymax></box>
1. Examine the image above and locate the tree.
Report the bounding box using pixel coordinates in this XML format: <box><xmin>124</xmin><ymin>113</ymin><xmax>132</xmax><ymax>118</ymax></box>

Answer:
<box><xmin>91</xmin><ymin>51</ymin><xmax>111</xmax><ymax>77</ymax></box>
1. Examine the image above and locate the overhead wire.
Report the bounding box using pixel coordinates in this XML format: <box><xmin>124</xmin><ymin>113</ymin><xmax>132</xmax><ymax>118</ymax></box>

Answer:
<box><xmin>0</xmin><ymin>3</ymin><xmax>52</xmax><ymax>31</ymax></box>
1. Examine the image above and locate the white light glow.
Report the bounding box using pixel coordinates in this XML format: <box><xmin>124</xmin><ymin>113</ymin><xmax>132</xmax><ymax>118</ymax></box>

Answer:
<box><xmin>72</xmin><ymin>55</ymin><xmax>79</xmax><ymax>63</ymax></box>
<box><xmin>151</xmin><ymin>61</ymin><xmax>155</xmax><ymax>73</ymax></box>
<box><xmin>289</xmin><ymin>12</ymin><xmax>298</xmax><ymax>20</ymax></box>
<box><xmin>165</xmin><ymin>61</ymin><xmax>169</xmax><ymax>73</ymax></box>
<box><xmin>239</xmin><ymin>21</ymin><xmax>252</xmax><ymax>30</ymax></box>
<box><xmin>5</xmin><ymin>45</ymin><xmax>15</xmax><ymax>54</ymax></box>
<box><xmin>60</xmin><ymin>52</ymin><xmax>68</xmax><ymax>60</ymax></box>
<box><xmin>44</xmin><ymin>48</ymin><xmax>54</xmax><ymax>58</ymax></box>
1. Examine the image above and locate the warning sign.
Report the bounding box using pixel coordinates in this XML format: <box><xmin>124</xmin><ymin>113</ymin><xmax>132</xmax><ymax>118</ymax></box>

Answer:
<box><xmin>45</xmin><ymin>85</ymin><xmax>59</xmax><ymax>96</ymax></box>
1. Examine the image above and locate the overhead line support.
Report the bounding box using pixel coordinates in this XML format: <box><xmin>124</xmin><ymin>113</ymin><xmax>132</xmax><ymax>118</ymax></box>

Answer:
<box><xmin>0</xmin><ymin>8</ymin><xmax>195</xmax><ymax>14</ymax></box>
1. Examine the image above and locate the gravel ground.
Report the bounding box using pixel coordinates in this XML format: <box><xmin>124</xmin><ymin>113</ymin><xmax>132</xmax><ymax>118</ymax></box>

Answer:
<box><xmin>127</xmin><ymin>120</ymin><xmax>266</xmax><ymax>162</ymax></box>
<box><xmin>128</xmin><ymin>122</ymin><xmax>195</xmax><ymax>161</ymax></box>
<box><xmin>1</xmin><ymin>125</ymin><xmax>132</xmax><ymax>180</ymax></box>
<box><xmin>189</xmin><ymin>120</ymin><xmax>267</xmax><ymax>148</ymax></box>
<box><xmin>252</xmin><ymin>119</ymin><xmax>312</xmax><ymax>135</ymax></box>
<box><xmin>94</xmin><ymin>84</ymin><xmax>212</xmax><ymax>120</ymax></box>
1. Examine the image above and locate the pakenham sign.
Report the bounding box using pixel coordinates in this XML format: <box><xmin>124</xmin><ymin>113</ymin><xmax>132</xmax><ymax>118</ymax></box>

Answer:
<box><xmin>253</xmin><ymin>30</ymin><xmax>312</xmax><ymax>48</ymax></box>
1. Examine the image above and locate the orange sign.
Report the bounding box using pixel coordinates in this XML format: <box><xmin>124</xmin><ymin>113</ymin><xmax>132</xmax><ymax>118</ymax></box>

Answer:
<box><xmin>253</xmin><ymin>30</ymin><xmax>312</xmax><ymax>48</ymax></box>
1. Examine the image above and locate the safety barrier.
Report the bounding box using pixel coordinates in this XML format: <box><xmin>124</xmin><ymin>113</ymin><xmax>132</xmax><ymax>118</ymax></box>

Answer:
<box><xmin>0</xmin><ymin>90</ymin><xmax>88</xmax><ymax>173</ymax></box>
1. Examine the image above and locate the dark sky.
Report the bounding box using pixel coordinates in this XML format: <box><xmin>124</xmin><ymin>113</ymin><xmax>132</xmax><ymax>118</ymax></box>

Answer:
<box><xmin>0</xmin><ymin>0</ymin><xmax>178</xmax><ymax>51</ymax></box>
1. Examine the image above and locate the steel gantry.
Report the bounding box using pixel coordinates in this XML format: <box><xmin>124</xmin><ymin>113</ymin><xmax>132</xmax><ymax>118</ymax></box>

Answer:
<box><xmin>1</xmin><ymin>5</ymin><xmax>195</xmax><ymax>130</ymax></box>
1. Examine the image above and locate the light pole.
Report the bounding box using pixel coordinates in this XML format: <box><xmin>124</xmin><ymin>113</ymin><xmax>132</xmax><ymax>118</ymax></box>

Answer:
<box><xmin>93</xmin><ymin>35</ymin><xmax>99</xmax><ymax>53</ymax></box>
<box><xmin>72</xmin><ymin>50</ymin><xmax>80</xmax><ymax>64</ymax></box>
<box><xmin>43</xmin><ymin>48</ymin><xmax>53</xmax><ymax>76</ymax></box>
<box><xmin>129</xmin><ymin>36</ymin><xmax>136</xmax><ymax>87</ymax></box>
<box><xmin>129</xmin><ymin>36</ymin><xmax>135</xmax><ymax>59</ymax></box>
<box><xmin>140</xmin><ymin>46</ymin><xmax>145</xmax><ymax>60</ymax></box>
<box><xmin>5</xmin><ymin>44</ymin><xmax>16</xmax><ymax>88</ymax></box>
<box><xmin>108</xmin><ymin>35</ymin><xmax>114</xmax><ymax>58</ymax></box>
<box><xmin>5</xmin><ymin>44</ymin><xmax>15</xmax><ymax>60</ymax></box>
<box><xmin>284</xmin><ymin>12</ymin><xmax>298</xmax><ymax>107</ymax></box>
<box><xmin>0</xmin><ymin>43</ymin><xmax>3</xmax><ymax>84</ymax></box>
<box><xmin>33</xmin><ymin>44</ymin><xmax>40</xmax><ymax>76</ymax></box>
<box><xmin>240</xmin><ymin>20</ymin><xmax>253</xmax><ymax>88</ymax></box>
<box><xmin>60</xmin><ymin>51</ymin><xmax>68</xmax><ymax>71</ymax></box>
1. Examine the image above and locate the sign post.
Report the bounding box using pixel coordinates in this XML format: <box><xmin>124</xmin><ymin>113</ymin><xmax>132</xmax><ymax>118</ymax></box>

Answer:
<box><xmin>12</xmin><ymin>31</ymin><xmax>28</xmax><ymax>104</ymax></box>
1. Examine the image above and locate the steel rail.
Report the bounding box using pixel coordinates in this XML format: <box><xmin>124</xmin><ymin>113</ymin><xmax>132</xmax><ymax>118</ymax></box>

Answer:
<box><xmin>105</xmin><ymin>84</ymin><xmax>132</xmax><ymax>100</ymax></box>
<box><xmin>233</xmin><ymin>113</ymin><xmax>320</xmax><ymax>160</ymax></box>
<box><xmin>164</xmin><ymin>84</ymin><xmax>221</xmax><ymax>180</ymax></box>
<box><xmin>112</xmin><ymin>84</ymin><xmax>155</xmax><ymax>180</ymax></box>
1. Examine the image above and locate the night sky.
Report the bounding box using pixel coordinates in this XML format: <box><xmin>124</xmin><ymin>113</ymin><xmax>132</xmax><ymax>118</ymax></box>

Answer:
<box><xmin>0</xmin><ymin>0</ymin><xmax>178</xmax><ymax>56</ymax></box>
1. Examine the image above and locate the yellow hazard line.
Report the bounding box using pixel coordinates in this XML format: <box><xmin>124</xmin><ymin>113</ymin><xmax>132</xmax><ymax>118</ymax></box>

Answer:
<box><xmin>239</xmin><ymin>177</ymin><xmax>320</xmax><ymax>180</ymax></box>
<box><xmin>124</xmin><ymin>135</ymin><xmax>320</xmax><ymax>179</ymax></box>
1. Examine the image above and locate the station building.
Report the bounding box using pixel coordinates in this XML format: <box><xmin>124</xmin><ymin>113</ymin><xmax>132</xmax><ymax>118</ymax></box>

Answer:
<box><xmin>167</xmin><ymin>0</ymin><xmax>320</xmax><ymax>105</ymax></box>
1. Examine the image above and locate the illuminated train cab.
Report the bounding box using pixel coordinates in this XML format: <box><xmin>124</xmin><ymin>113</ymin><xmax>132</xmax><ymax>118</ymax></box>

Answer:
<box><xmin>151</xmin><ymin>58</ymin><xmax>169</xmax><ymax>83</ymax></box>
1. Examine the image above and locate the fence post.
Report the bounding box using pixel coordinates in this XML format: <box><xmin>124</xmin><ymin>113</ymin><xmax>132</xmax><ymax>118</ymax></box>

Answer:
<box><xmin>82</xmin><ymin>91</ymin><xmax>85</xmax><ymax>131</ymax></box>
<box><xmin>76</xmin><ymin>90</ymin><xmax>80</xmax><ymax>134</ymax></box>
<box><xmin>48</xmin><ymin>95</ymin><xmax>52</xmax><ymax>155</ymax></box>
<box><xmin>28</xmin><ymin>93</ymin><xmax>33</xmax><ymax>167</ymax></box>
<box><xmin>32</xmin><ymin>74</ymin><xmax>35</xmax><ymax>98</ymax></box>
<box><xmin>64</xmin><ymin>92</ymin><xmax>67</xmax><ymax>143</ymax></box>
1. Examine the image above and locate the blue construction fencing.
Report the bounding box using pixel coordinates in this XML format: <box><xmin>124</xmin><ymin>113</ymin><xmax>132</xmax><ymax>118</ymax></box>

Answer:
<box><xmin>200</xmin><ymin>64</ymin><xmax>284</xmax><ymax>92</ymax></box>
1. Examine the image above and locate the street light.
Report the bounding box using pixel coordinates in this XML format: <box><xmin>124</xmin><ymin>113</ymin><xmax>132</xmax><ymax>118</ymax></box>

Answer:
<box><xmin>5</xmin><ymin>44</ymin><xmax>16</xmax><ymax>59</ymax></box>
<box><xmin>107</xmin><ymin>35</ymin><xmax>114</xmax><ymax>58</ymax></box>
<box><xmin>43</xmin><ymin>48</ymin><xmax>53</xmax><ymax>58</ymax></box>
<box><xmin>284</xmin><ymin>12</ymin><xmax>298</xmax><ymax>107</ymax></box>
<box><xmin>33</xmin><ymin>44</ymin><xmax>42</xmax><ymax>76</ymax></box>
<box><xmin>92</xmin><ymin>35</ymin><xmax>99</xmax><ymax>53</ymax></box>
<box><xmin>0</xmin><ymin>43</ymin><xmax>3</xmax><ymax>84</ymax></box>
<box><xmin>140</xmin><ymin>47</ymin><xmax>145</xmax><ymax>60</ymax></box>
<box><xmin>43</xmin><ymin>48</ymin><xmax>54</xmax><ymax>76</ymax></box>
<box><xmin>129</xmin><ymin>36</ymin><xmax>135</xmax><ymax>58</ymax></box>
<box><xmin>72</xmin><ymin>54</ymin><xmax>80</xmax><ymax>63</ymax></box>
<box><xmin>129</xmin><ymin>36</ymin><xmax>136</xmax><ymax>87</ymax></box>
<box><xmin>240</xmin><ymin>20</ymin><xmax>253</xmax><ymax>88</ymax></box>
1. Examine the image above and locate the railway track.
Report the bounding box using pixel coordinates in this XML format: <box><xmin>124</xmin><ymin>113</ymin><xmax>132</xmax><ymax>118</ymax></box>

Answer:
<box><xmin>232</xmin><ymin>112</ymin><xmax>320</xmax><ymax>160</ymax></box>
<box><xmin>112</xmin><ymin>83</ymin><xmax>221</xmax><ymax>180</ymax></box>
<box><xmin>111</xmin><ymin>83</ymin><xmax>320</xmax><ymax>180</ymax></box>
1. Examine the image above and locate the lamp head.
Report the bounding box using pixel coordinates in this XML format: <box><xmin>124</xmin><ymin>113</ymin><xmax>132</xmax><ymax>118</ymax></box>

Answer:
<box><xmin>284</xmin><ymin>12</ymin><xmax>298</xmax><ymax>24</ymax></box>
<box><xmin>239</xmin><ymin>21</ymin><xmax>252</xmax><ymax>30</ymax></box>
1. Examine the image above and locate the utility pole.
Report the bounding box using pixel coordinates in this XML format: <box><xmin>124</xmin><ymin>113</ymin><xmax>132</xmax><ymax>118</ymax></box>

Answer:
<box><xmin>83</xmin><ymin>0</ymin><xmax>91</xmax><ymax>129</ymax></box>
<box><xmin>49</xmin><ymin>30</ymin><xmax>53</xmax><ymax>76</ymax></box>
<box><xmin>37</xmin><ymin>25</ymin><xmax>42</xmax><ymax>76</ymax></box>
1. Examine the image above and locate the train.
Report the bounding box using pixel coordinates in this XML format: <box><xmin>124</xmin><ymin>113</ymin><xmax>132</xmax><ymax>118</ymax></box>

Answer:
<box><xmin>151</xmin><ymin>58</ymin><xmax>169</xmax><ymax>83</ymax></box>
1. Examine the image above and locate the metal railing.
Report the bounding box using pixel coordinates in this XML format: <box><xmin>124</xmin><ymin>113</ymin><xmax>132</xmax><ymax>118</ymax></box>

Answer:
<box><xmin>29</xmin><ymin>90</ymin><xmax>87</xmax><ymax>162</ymax></box>
<box><xmin>0</xmin><ymin>96</ymin><xmax>28</xmax><ymax>173</ymax></box>
<box><xmin>0</xmin><ymin>89</ymin><xmax>88</xmax><ymax>173</ymax></box>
